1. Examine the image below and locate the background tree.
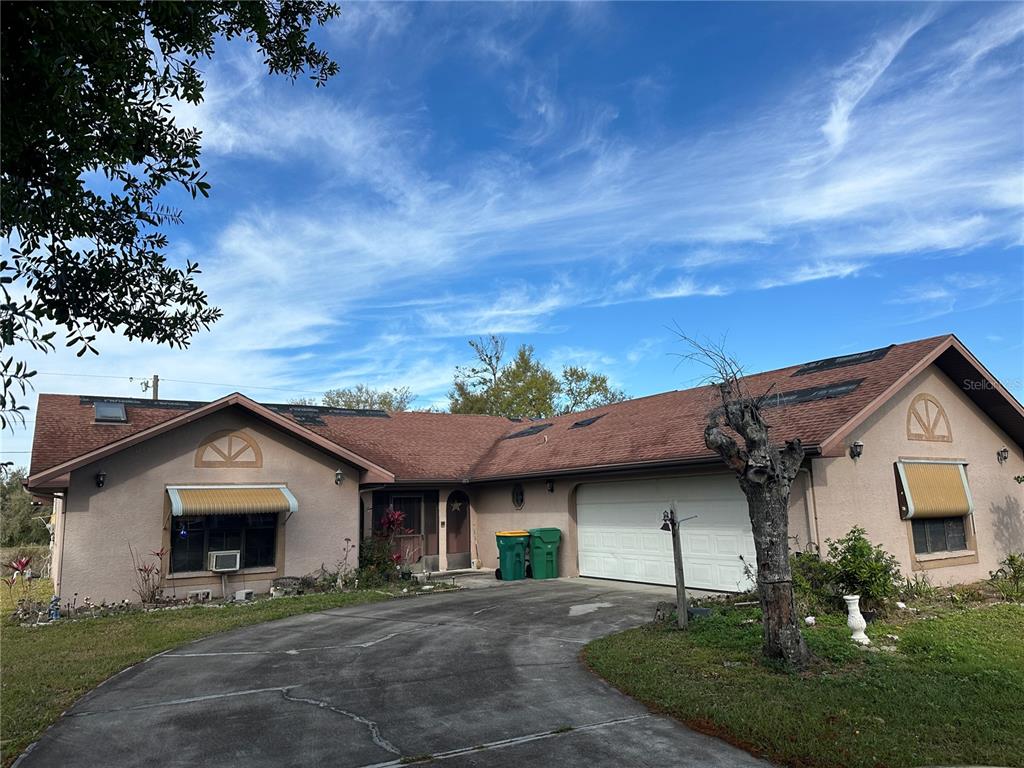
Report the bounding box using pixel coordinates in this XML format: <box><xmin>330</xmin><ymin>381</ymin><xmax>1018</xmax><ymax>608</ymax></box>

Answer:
<box><xmin>1</xmin><ymin>468</ymin><xmax>51</xmax><ymax>547</ymax></box>
<box><xmin>449</xmin><ymin>336</ymin><xmax>506</xmax><ymax>415</ymax></box>
<box><xmin>294</xmin><ymin>385</ymin><xmax>417</xmax><ymax>412</ymax></box>
<box><xmin>491</xmin><ymin>345</ymin><xmax>561</xmax><ymax>419</ymax></box>
<box><xmin>560</xmin><ymin>366</ymin><xmax>627</xmax><ymax>413</ymax></box>
<box><xmin>0</xmin><ymin>1</ymin><xmax>340</xmax><ymax>428</ymax></box>
<box><xmin>450</xmin><ymin>336</ymin><xmax>626</xmax><ymax>418</ymax></box>
<box><xmin>682</xmin><ymin>334</ymin><xmax>811</xmax><ymax>668</ymax></box>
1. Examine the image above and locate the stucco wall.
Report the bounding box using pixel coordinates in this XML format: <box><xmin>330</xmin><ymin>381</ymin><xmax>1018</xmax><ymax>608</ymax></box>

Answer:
<box><xmin>810</xmin><ymin>365</ymin><xmax>1024</xmax><ymax>586</ymax></box>
<box><xmin>472</xmin><ymin>478</ymin><xmax>578</xmax><ymax>577</ymax></box>
<box><xmin>58</xmin><ymin>407</ymin><xmax>360</xmax><ymax>602</ymax></box>
<box><xmin>470</xmin><ymin>467</ymin><xmax>810</xmax><ymax>582</ymax></box>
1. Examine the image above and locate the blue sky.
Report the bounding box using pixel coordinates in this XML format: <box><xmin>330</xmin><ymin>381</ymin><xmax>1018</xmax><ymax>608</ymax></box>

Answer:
<box><xmin>4</xmin><ymin>1</ymin><xmax>1023</xmax><ymax>461</ymax></box>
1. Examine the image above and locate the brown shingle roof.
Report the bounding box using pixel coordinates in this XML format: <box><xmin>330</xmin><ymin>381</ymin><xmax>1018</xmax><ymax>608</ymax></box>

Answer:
<box><xmin>468</xmin><ymin>335</ymin><xmax>950</xmax><ymax>479</ymax></box>
<box><xmin>29</xmin><ymin>335</ymin><xmax>963</xmax><ymax>484</ymax></box>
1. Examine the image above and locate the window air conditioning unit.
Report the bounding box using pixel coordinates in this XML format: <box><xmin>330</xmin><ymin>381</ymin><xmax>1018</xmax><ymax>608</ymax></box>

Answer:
<box><xmin>209</xmin><ymin>550</ymin><xmax>241</xmax><ymax>572</ymax></box>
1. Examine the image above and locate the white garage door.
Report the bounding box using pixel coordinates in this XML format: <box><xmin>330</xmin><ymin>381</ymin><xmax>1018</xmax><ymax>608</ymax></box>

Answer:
<box><xmin>576</xmin><ymin>475</ymin><xmax>755</xmax><ymax>592</ymax></box>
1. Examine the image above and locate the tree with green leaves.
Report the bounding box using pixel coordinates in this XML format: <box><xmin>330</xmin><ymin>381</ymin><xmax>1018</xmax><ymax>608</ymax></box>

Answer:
<box><xmin>560</xmin><ymin>365</ymin><xmax>627</xmax><ymax>413</ymax></box>
<box><xmin>293</xmin><ymin>385</ymin><xmax>417</xmax><ymax>412</ymax></box>
<box><xmin>449</xmin><ymin>336</ymin><xmax>627</xmax><ymax>419</ymax></box>
<box><xmin>1</xmin><ymin>468</ymin><xmax>51</xmax><ymax>547</ymax></box>
<box><xmin>492</xmin><ymin>345</ymin><xmax>562</xmax><ymax>419</ymax></box>
<box><xmin>0</xmin><ymin>1</ymin><xmax>340</xmax><ymax>428</ymax></box>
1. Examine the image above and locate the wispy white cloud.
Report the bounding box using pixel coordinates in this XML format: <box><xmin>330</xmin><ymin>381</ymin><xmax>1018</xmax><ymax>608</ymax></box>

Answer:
<box><xmin>821</xmin><ymin>16</ymin><xmax>930</xmax><ymax>152</ymax></box>
<box><xmin>418</xmin><ymin>282</ymin><xmax>573</xmax><ymax>337</ymax></box>
<box><xmin>757</xmin><ymin>262</ymin><xmax>864</xmax><ymax>290</ymax></box>
<box><xmin>647</xmin><ymin>277</ymin><xmax>730</xmax><ymax>299</ymax></box>
<box><xmin>886</xmin><ymin>272</ymin><xmax>1012</xmax><ymax>324</ymax></box>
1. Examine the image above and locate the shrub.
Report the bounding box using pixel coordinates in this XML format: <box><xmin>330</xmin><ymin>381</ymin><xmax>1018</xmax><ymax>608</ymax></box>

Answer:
<box><xmin>790</xmin><ymin>548</ymin><xmax>840</xmax><ymax>614</ymax></box>
<box><xmin>900</xmin><ymin>572</ymin><xmax>940</xmax><ymax>602</ymax></box>
<box><xmin>825</xmin><ymin>527</ymin><xmax>902</xmax><ymax>611</ymax></box>
<box><xmin>989</xmin><ymin>552</ymin><xmax>1024</xmax><ymax>602</ymax></box>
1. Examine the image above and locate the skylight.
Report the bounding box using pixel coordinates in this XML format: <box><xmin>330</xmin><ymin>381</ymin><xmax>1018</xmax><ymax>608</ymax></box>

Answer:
<box><xmin>505</xmin><ymin>423</ymin><xmax>553</xmax><ymax>439</ymax></box>
<box><xmin>792</xmin><ymin>346</ymin><xmax>892</xmax><ymax>376</ymax></box>
<box><xmin>94</xmin><ymin>401</ymin><xmax>127</xmax><ymax>423</ymax></box>
<box><xmin>266</xmin><ymin>404</ymin><xmax>389</xmax><ymax>420</ymax></box>
<box><xmin>288</xmin><ymin>409</ymin><xmax>326</xmax><ymax>426</ymax></box>
<box><xmin>570</xmin><ymin>414</ymin><xmax>606</xmax><ymax>429</ymax></box>
<box><xmin>762</xmin><ymin>379</ymin><xmax>864</xmax><ymax>409</ymax></box>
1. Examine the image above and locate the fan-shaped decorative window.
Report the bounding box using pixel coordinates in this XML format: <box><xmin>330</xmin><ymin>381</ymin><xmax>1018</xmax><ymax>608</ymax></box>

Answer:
<box><xmin>906</xmin><ymin>393</ymin><xmax>952</xmax><ymax>443</ymax></box>
<box><xmin>195</xmin><ymin>430</ymin><xmax>263</xmax><ymax>468</ymax></box>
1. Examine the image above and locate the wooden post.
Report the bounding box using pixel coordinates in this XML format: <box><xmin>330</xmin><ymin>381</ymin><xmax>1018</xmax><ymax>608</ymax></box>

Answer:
<box><xmin>151</xmin><ymin>374</ymin><xmax>159</xmax><ymax>400</ymax></box>
<box><xmin>667</xmin><ymin>503</ymin><xmax>688</xmax><ymax>630</ymax></box>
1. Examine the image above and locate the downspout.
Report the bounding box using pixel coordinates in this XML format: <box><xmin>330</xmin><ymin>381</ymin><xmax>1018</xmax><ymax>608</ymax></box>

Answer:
<box><xmin>53</xmin><ymin>492</ymin><xmax>66</xmax><ymax>597</ymax></box>
<box><xmin>800</xmin><ymin>464</ymin><xmax>822</xmax><ymax>556</ymax></box>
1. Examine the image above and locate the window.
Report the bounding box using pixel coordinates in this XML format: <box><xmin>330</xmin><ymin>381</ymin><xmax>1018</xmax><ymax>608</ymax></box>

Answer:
<box><xmin>171</xmin><ymin>518</ymin><xmax>206</xmax><ymax>572</ymax></box>
<box><xmin>912</xmin><ymin>517</ymin><xmax>968</xmax><ymax>555</ymax></box>
<box><xmin>170</xmin><ymin>513</ymin><xmax>277</xmax><ymax>573</ymax></box>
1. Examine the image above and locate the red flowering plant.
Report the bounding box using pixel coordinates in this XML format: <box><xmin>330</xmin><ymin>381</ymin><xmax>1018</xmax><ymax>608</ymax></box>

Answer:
<box><xmin>4</xmin><ymin>555</ymin><xmax>33</xmax><ymax>599</ymax></box>
<box><xmin>356</xmin><ymin>507</ymin><xmax>413</xmax><ymax>584</ymax></box>
<box><xmin>128</xmin><ymin>544</ymin><xmax>166</xmax><ymax>603</ymax></box>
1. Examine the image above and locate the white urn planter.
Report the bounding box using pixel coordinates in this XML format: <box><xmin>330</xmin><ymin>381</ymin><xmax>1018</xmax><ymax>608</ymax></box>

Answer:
<box><xmin>844</xmin><ymin>595</ymin><xmax>871</xmax><ymax>645</ymax></box>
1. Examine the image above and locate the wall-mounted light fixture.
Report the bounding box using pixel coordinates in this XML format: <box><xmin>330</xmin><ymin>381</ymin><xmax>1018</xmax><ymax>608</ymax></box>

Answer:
<box><xmin>335</xmin><ymin>468</ymin><xmax>345</xmax><ymax>486</ymax></box>
<box><xmin>849</xmin><ymin>441</ymin><xmax>864</xmax><ymax>460</ymax></box>
<box><xmin>997</xmin><ymin>447</ymin><xmax>1009</xmax><ymax>464</ymax></box>
<box><xmin>94</xmin><ymin>471</ymin><xmax>107</xmax><ymax>489</ymax></box>
<box><xmin>660</xmin><ymin>509</ymin><xmax>673</xmax><ymax>532</ymax></box>
<box><xmin>545</xmin><ymin>479</ymin><xmax>554</xmax><ymax>493</ymax></box>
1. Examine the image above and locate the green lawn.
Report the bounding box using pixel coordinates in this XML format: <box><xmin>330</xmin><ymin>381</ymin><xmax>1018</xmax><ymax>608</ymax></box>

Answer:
<box><xmin>584</xmin><ymin>604</ymin><xmax>1024</xmax><ymax>768</ymax></box>
<box><xmin>0</xmin><ymin>584</ymin><xmax>399</xmax><ymax>766</ymax></box>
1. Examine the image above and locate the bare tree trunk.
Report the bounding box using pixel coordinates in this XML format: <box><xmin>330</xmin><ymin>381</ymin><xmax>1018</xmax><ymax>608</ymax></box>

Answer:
<box><xmin>681</xmin><ymin>333</ymin><xmax>812</xmax><ymax>669</ymax></box>
<box><xmin>746</xmin><ymin>483</ymin><xmax>809</xmax><ymax>665</ymax></box>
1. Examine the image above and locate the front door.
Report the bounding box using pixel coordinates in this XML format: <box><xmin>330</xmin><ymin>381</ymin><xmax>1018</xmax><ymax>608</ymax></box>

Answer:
<box><xmin>446</xmin><ymin>491</ymin><xmax>471</xmax><ymax>569</ymax></box>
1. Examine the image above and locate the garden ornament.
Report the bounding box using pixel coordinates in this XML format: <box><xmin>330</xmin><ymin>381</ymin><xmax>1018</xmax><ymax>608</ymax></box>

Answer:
<box><xmin>844</xmin><ymin>595</ymin><xmax>871</xmax><ymax>645</ymax></box>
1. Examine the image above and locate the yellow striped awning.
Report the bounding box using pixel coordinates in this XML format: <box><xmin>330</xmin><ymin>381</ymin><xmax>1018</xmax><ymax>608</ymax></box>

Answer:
<box><xmin>167</xmin><ymin>485</ymin><xmax>298</xmax><ymax>517</ymax></box>
<box><xmin>895</xmin><ymin>461</ymin><xmax>974</xmax><ymax>519</ymax></box>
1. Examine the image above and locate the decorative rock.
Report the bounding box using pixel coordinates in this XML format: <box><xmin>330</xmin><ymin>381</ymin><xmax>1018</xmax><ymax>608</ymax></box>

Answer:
<box><xmin>804</xmin><ymin>616</ymin><xmax>816</xmax><ymax>626</ymax></box>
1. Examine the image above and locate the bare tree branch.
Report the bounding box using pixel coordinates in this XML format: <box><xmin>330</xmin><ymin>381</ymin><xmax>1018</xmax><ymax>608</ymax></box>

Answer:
<box><xmin>676</xmin><ymin>330</ymin><xmax>811</xmax><ymax>669</ymax></box>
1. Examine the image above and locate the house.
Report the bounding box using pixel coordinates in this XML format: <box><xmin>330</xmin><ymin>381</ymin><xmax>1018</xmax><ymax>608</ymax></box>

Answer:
<box><xmin>26</xmin><ymin>334</ymin><xmax>1024</xmax><ymax>602</ymax></box>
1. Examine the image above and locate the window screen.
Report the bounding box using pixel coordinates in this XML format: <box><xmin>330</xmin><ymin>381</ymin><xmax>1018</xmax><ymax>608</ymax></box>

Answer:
<box><xmin>911</xmin><ymin>516</ymin><xmax>968</xmax><ymax>555</ymax></box>
<box><xmin>171</xmin><ymin>518</ymin><xmax>206</xmax><ymax>572</ymax></box>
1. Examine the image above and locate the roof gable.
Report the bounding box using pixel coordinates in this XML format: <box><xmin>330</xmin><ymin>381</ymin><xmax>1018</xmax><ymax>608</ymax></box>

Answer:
<box><xmin>28</xmin><ymin>393</ymin><xmax>395</xmax><ymax>488</ymax></box>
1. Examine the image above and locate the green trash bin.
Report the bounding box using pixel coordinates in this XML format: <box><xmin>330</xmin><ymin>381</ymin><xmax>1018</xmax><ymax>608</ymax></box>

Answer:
<box><xmin>528</xmin><ymin>527</ymin><xmax>561</xmax><ymax>579</ymax></box>
<box><xmin>495</xmin><ymin>530</ymin><xmax>530</xmax><ymax>581</ymax></box>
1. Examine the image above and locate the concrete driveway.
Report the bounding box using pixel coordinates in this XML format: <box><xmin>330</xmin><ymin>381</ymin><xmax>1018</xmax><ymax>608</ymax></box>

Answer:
<box><xmin>19</xmin><ymin>578</ymin><xmax>770</xmax><ymax>767</ymax></box>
